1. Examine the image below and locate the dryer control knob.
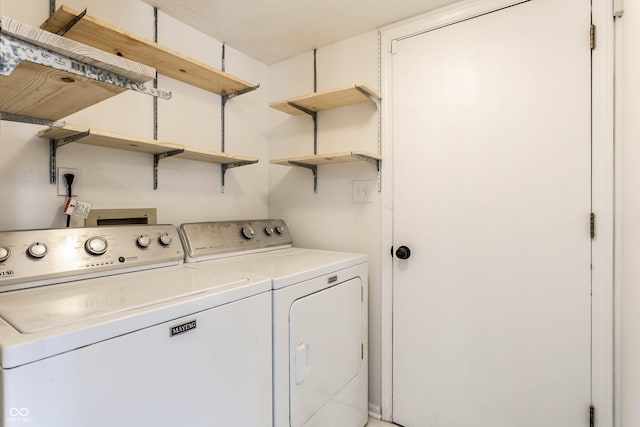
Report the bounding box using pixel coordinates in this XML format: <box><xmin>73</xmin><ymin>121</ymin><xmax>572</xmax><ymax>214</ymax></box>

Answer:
<box><xmin>85</xmin><ymin>236</ymin><xmax>108</xmax><ymax>256</ymax></box>
<box><xmin>28</xmin><ymin>242</ymin><xmax>47</xmax><ymax>259</ymax></box>
<box><xmin>137</xmin><ymin>235</ymin><xmax>152</xmax><ymax>248</ymax></box>
<box><xmin>242</xmin><ymin>226</ymin><xmax>255</xmax><ymax>240</ymax></box>
<box><xmin>159</xmin><ymin>233</ymin><xmax>173</xmax><ymax>246</ymax></box>
<box><xmin>275</xmin><ymin>225</ymin><xmax>286</xmax><ymax>235</ymax></box>
<box><xmin>264</xmin><ymin>226</ymin><xmax>274</xmax><ymax>236</ymax></box>
<box><xmin>0</xmin><ymin>246</ymin><xmax>10</xmax><ymax>262</ymax></box>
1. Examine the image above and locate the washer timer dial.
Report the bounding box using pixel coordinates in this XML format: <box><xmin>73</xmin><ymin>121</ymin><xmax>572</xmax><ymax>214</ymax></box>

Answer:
<box><xmin>85</xmin><ymin>236</ymin><xmax>108</xmax><ymax>256</ymax></box>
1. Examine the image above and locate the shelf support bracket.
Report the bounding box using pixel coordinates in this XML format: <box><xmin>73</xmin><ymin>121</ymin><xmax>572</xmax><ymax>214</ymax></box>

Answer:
<box><xmin>221</xmin><ymin>159</ymin><xmax>259</xmax><ymax>193</ymax></box>
<box><xmin>153</xmin><ymin>149</ymin><xmax>184</xmax><ymax>190</ymax></box>
<box><xmin>55</xmin><ymin>8</ymin><xmax>87</xmax><ymax>35</ymax></box>
<box><xmin>218</xmin><ymin>43</ymin><xmax>260</xmax><ymax>193</ymax></box>
<box><xmin>351</xmin><ymin>153</ymin><xmax>381</xmax><ymax>171</ymax></box>
<box><xmin>355</xmin><ymin>85</ymin><xmax>381</xmax><ymax>111</ymax></box>
<box><xmin>49</xmin><ymin>130</ymin><xmax>90</xmax><ymax>184</ymax></box>
<box><xmin>224</xmin><ymin>84</ymin><xmax>261</xmax><ymax>101</ymax></box>
<box><xmin>289</xmin><ymin>161</ymin><xmax>318</xmax><ymax>193</ymax></box>
<box><xmin>0</xmin><ymin>34</ymin><xmax>172</xmax><ymax>100</ymax></box>
<box><xmin>0</xmin><ymin>112</ymin><xmax>65</xmax><ymax>127</ymax></box>
<box><xmin>287</xmin><ymin>102</ymin><xmax>319</xmax><ymax>154</ymax></box>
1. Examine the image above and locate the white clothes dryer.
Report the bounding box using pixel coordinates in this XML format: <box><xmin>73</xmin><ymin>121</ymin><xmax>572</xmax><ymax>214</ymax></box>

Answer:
<box><xmin>0</xmin><ymin>225</ymin><xmax>272</xmax><ymax>427</ymax></box>
<box><xmin>179</xmin><ymin>219</ymin><xmax>368</xmax><ymax>427</ymax></box>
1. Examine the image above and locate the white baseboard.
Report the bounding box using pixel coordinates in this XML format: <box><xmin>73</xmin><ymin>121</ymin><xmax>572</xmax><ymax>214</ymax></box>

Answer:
<box><xmin>368</xmin><ymin>403</ymin><xmax>382</xmax><ymax>419</ymax></box>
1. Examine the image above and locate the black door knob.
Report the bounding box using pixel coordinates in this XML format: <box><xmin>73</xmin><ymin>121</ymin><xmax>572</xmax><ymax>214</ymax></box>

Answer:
<box><xmin>395</xmin><ymin>246</ymin><xmax>411</xmax><ymax>260</ymax></box>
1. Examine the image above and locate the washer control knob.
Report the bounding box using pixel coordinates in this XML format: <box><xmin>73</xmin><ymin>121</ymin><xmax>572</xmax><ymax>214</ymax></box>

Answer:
<box><xmin>275</xmin><ymin>225</ymin><xmax>286</xmax><ymax>235</ymax></box>
<box><xmin>28</xmin><ymin>242</ymin><xmax>48</xmax><ymax>258</ymax></box>
<box><xmin>242</xmin><ymin>226</ymin><xmax>255</xmax><ymax>240</ymax></box>
<box><xmin>264</xmin><ymin>226</ymin><xmax>274</xmax><ymax>236</ymax></box>
<box><xmin>0</xmin><ymin>246</ymin><xmax>11</xmax><ymax>262</ymax></box>
<box><xmin>137</xmin><ymin>235</ymin><xmax>152</xmax><ymax>248</ymax></box>
<box><xmin>159</xmin><ymin>232</ymin><xmax>173</xmax><ymax>246</ymax></box>
<box><xmin>85</xmin><ymin>236</ymin><xmax>108</xmax><ymax>256</ymax></box>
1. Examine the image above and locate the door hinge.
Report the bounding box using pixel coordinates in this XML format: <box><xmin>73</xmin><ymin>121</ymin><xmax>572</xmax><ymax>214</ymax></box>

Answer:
<box><xmin>590</xmin><ymin>405</ymin><xmax>595</xmax><ymax>427</ymax></box>
<box><xmin>590</xmin><ymin>24</ymin><xmax>596</xmax><ymax>50</ymax></box>
<box><xmin>390</xmin><ymin>39</ymin><xmax>399</xmax><ymax>54</ymax></box>
<box><xmin>590</xmin><ymin>213</ymin><xmax>596</xmax><ymax>239</ymax></box>
<box><xmin>614</xmin><ymin>0</ymin><xmax>624</xmax><ymax>17</ymax></box>
<box><xmin>361</xmin><ymin>343</ymin><xmax>364</xmax><ymax>360</ymax></box>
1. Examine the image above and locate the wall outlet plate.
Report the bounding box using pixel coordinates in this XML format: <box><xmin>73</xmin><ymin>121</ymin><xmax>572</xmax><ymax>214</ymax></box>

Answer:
<box><xmin>57</xmin><ymin>167</ymin><xmax>79</xmax><ymax>196</ymax></box>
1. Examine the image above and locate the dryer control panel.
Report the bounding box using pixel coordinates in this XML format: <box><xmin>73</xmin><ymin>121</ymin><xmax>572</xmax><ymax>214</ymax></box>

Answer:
<box><xmin>180</xmin><ymin>219</ymin><xmax>292</xmax><ymax>261</ymax></box>
<box><xmin>0</xmin><ymin>225</ymin><xmax>184</xmax><ymax>291</ymax></box>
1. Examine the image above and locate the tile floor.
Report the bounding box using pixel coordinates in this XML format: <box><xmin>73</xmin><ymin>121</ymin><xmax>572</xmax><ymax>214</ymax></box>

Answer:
<box><xmin>367</xmin><ymin>417</ymin><xmax>396</xmax><ymax>426</ymax></box>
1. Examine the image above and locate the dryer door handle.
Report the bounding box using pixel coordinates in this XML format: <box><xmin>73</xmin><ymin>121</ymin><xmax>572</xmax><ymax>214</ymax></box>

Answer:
<box><xmin>295</xmin><ymin>343</ymin><xmax>309</xmax><ymax>385</ymax></box>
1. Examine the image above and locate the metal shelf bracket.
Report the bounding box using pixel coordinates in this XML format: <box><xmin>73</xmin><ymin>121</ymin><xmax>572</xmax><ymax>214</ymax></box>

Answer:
<box><xmin>355</xmin><ymin>85</ymin><xmax>381</xmax><ymax>110</ymax></box>
<box><xmin>153</xmin><ymin>149</ymin><xmax>185</xmax><ymax>190</ymax></box>
<box><xmin>55</xmin><ymin>8</ymin><xmax>87</xmax><ymax>35</ymax></box>
<box><xmin>351</xmin><ymin>153</ymin><xmax>381</xmax><ymax>171</ymax></box>
<box><xmin>289</xmin><ymin>161</ymin><xmax>318</xmax><ymax>193</ymax></box>
<box><xmin>49</xmin><ymin>130</ymin><xmax>90</xmax><ymax>184</ymax></box>
<box><xmin>221</xmin><ymin>159</ymin><xmax>259</xmax><ymax>193</ymax></box>
<box><xmin>0</xmin><ymin>112</ymin><xmax>65</xmax><ymax>127</ymax></box>
<box><xmin>0</xmin><ymin>33</ymin><xmax>172</xmax><ymax>100</ymax></box>
<box><xmin>218</xmin><ymin>43</ymin><xmax>260</xmax><ymax>193</ymax></box>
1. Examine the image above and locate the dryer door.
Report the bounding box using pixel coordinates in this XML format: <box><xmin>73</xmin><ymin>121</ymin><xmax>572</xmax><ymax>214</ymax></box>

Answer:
<box><xmin>289</xmin><ymin>277</ymin><xmax>363</xmax><ymax>427</ymax></box>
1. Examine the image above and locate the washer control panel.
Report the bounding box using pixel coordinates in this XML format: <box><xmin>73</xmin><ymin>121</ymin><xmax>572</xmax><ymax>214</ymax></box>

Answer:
<box><xmin>0</xmin><ymin>225</ymin><xmax>184</xmax><ymax>291</ymax></box>
<box><xmin>180</xmin><ymin>219</ymin><xmax>292</xmax><ymax>260</ymax></box>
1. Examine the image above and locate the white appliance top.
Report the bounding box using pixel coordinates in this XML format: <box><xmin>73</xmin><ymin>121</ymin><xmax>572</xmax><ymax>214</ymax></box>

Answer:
<box><xmin>0</xmin><ymin>266</ymin><xmax>270</xmax><ymax>368</ymax></box>
<box><xmin>180</xmin><ymin>220</ymin><xmax>367</xmax><ymax>289</ymax></box>
<box><xmin>0</xmin><ymin>224</ymin><xmax>185</xmax><ymax>292</ymax></box>
<box><xmin>0</xmin><ymin>224</ymin><xmax>271</xmax><ymax>369</ymax></box>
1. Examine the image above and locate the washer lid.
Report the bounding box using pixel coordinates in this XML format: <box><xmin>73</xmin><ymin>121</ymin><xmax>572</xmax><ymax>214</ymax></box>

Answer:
<box><xmin>0</xmin><ymin>266</ymin><xmax>259</xmax><ymax>334</ymax></box>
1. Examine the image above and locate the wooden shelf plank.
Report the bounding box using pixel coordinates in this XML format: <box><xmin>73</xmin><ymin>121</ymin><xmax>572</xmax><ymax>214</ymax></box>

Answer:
<box><xmin>1</xmin><ymin>16</ymin><xmax>157</xmax><ymax>121</ymax></box>
<box><xmin>270</xmin><ymin>151</ymin><xmax>382</xmax><ymax>166</ymax></box>
<box><xmin>38</xmin><ymin>124</ymin><xmax>259</xmax><ymax>165</ymax></box>
<box><xmin>2</xmin><ymin>16</ymin><xmax>155</xmax><ymax>83</ymax></box>
<box><xmin>269</xmin><ymin>84</ymin><xmax>382</xmax><ymax>115</ymax></box>
<box><xmin>41</xmin><ymin>5</ymin><xmax>258</xmax><ymax>96</ymax></box>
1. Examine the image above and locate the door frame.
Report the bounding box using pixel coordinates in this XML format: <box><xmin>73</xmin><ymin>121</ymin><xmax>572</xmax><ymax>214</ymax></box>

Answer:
<box><xmin>379</xmin><ymin>0</ymin><xmax>614</xmax><ymax>424</ymax></box>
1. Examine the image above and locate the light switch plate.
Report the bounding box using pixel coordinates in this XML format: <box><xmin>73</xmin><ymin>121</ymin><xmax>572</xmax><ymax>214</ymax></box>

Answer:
<box><xmin>352</xmin><ymin>180</ymin><xmax>373</xmax><ymax>203</ymax></box>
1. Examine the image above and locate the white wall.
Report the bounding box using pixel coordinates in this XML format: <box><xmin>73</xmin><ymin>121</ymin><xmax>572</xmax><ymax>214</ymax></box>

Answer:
<box><xmin>0</xmin><ymin>0</ymin><xmax>269</xmax><ymax>230</ymax></box>
<box><xmin>620</xmin><ymin>2</ymin><xmax>640</xmax><ymax>426</ymax></box>
<box><xmin>267</xmin><ymin>31</ymin><xmax>383</xmax><ymax>411</ymax></box>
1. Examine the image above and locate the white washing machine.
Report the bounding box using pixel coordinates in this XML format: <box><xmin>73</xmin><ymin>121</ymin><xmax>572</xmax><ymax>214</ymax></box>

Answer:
<box><xmin>0</xmin><ymin>224</ymin><xmax>272</xmax><ymax>427</ymax></box>
<box><xmin>179</xmin><ymin>219</ymin><xmax>368</xmax><ymax>427</ymax></box>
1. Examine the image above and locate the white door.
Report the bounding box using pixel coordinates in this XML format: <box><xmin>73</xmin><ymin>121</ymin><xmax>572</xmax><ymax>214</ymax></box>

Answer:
<box><xmin>391</xmin><ymin>1</ymin><xmax>592</xmax><ymax>426</ymax></box>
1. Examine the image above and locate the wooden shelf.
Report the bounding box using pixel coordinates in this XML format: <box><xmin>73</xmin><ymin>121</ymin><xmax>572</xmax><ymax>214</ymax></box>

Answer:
<box><xmin>39</xmin><ymin>124</ymin><xmax>258</xmax><ymax>189</ymax></box>
<box><xmin>0</xmin><ymin>16</ymin><xmax>159</xmax><ymax>121</ymax></box>
<box><xmin>270</xmin><ymin>151</ymin><xmax>382</xmax><ymax>167</ymax></box>
<box><xmin>269</xmin><ymin>84</ymin><xmax>381</xmax><ymax>116</ymax></box>
<box><xmin>39</xmin><ymin>124</ymin><xmax>258</xmax><ymax>165</ymax></box>
<box><xmin>41</xmin><ymin>5</ymin><xmax>259</xmax><ymax>96</ymax></box>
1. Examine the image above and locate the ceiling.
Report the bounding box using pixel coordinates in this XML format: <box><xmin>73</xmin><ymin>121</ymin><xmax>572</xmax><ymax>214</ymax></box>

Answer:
<box><xmin>142</xmin><ymin>0</ymin><xmax>460</xmax><ymax>64</ymax></box>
